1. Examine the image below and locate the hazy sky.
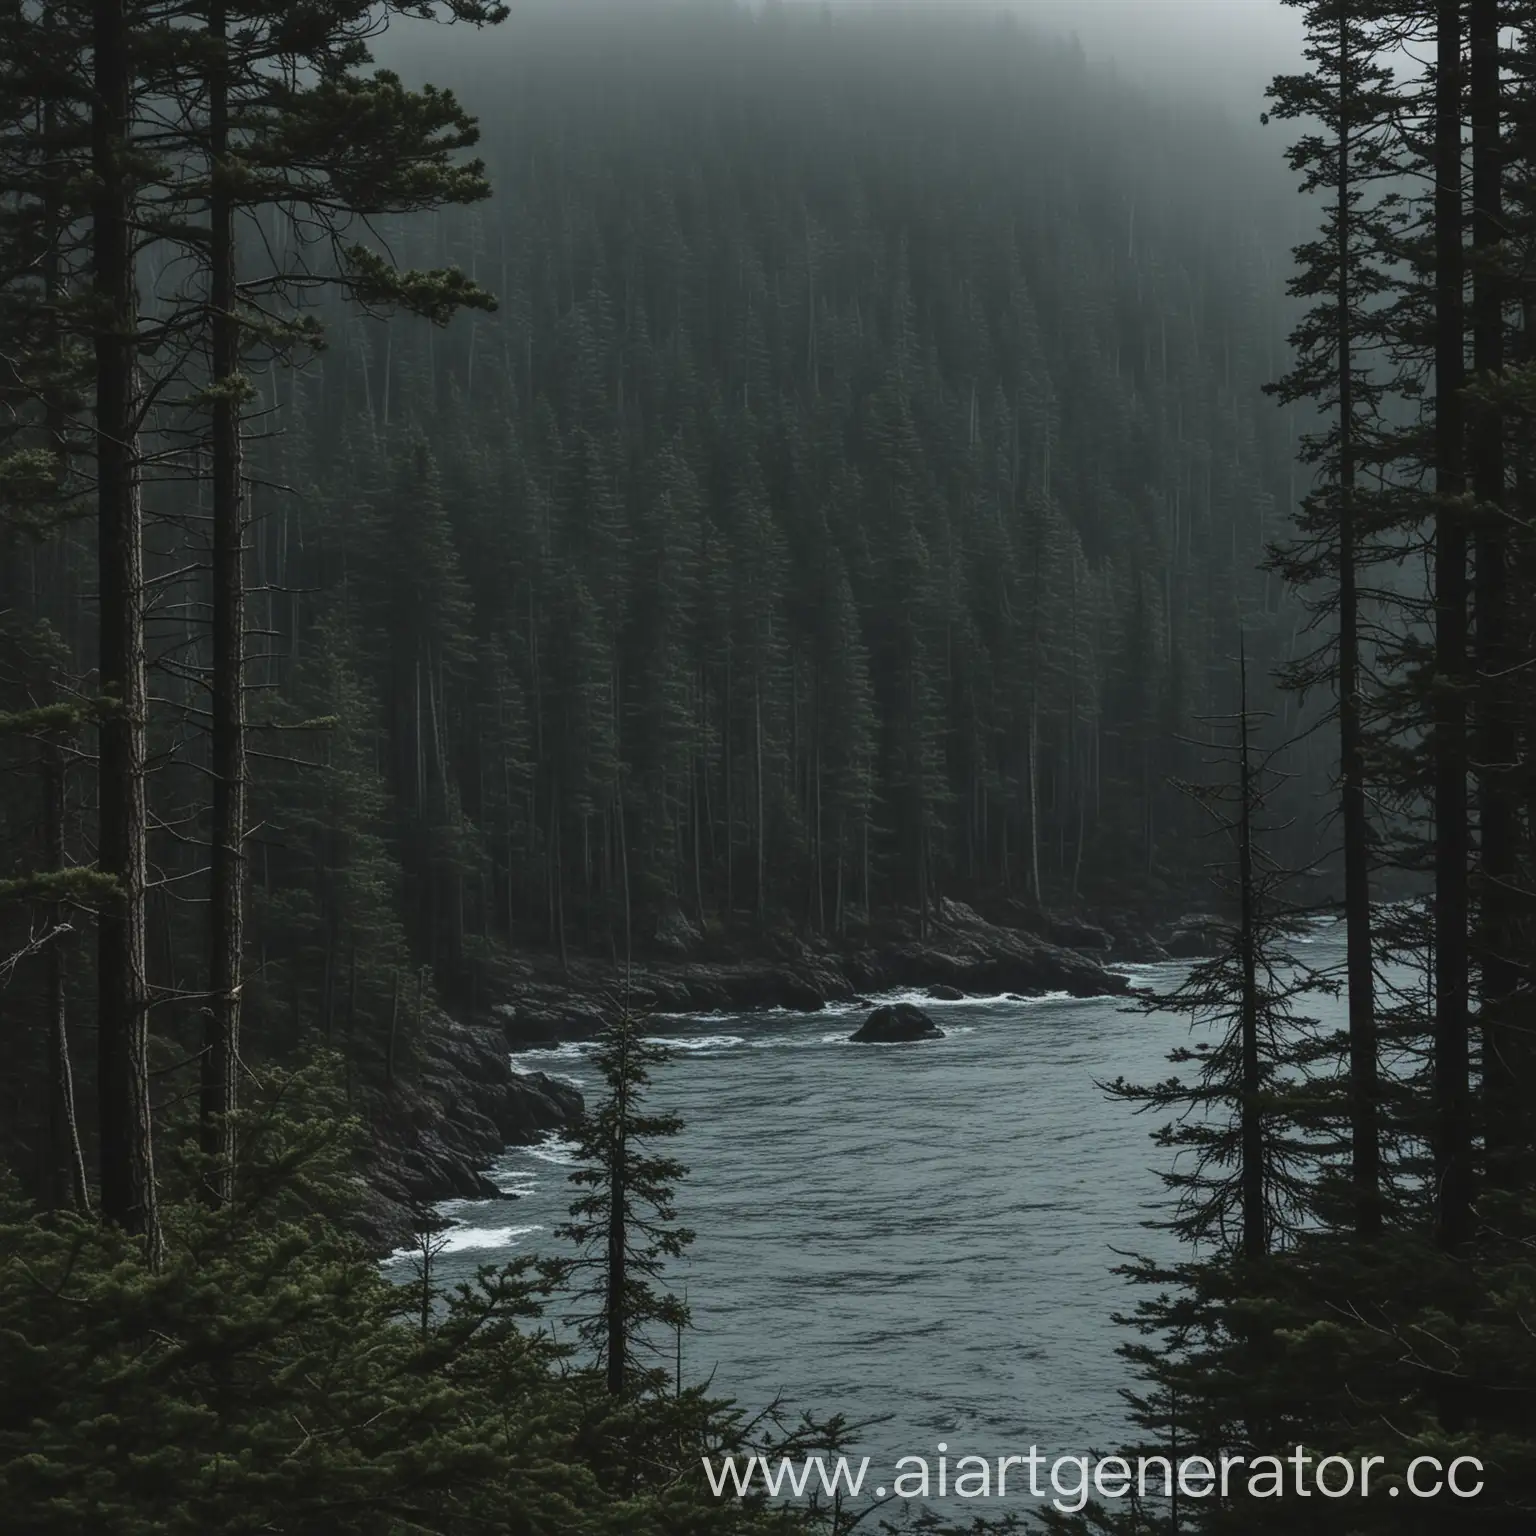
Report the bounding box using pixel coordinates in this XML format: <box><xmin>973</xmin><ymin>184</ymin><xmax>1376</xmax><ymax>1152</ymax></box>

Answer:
<box><xmin>403</xmin><ymin>1</ymin><xmax>1309</xmax><ymax>123</ymax></box>
<box><xmin>1007</xmin><ymin>0</ymin><xmax>1305</xmax><ymax>112</ymax></box>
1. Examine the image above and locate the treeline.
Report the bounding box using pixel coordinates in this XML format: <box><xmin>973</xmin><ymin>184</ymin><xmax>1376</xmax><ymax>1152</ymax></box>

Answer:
<box><xmin>1053</xmin><ymin>4</ymin><xmax>1536</xmax><ymax>1530</ymax></box>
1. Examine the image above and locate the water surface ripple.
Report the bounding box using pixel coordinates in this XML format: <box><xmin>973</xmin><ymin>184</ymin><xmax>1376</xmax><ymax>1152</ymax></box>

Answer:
<box><xmin>415</xmin><ymin>927</ymin><xmax>1351</xmax><ymax>1472</ymax></box>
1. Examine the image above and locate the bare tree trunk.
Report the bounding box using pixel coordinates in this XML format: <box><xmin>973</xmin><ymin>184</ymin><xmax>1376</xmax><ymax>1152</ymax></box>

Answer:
<box><xmin>699</xmin><ymin>665</ymin><xmax>717</xmax><ymax>875</ymax></box>
<box><xmin>861</xmin><ymin>801</ymin><xmax>870</xmax><ymax>920</ymax></box>
<box><xmin>385</xmin><ymin>968</ymin><xmax>400</xmax><ymax>1089</ymax></box>
<box><xmin>692</xmin><ymin>761</ymin><xmax>705</xmax><ymax>925</ymax></box>
<box><xmin>1143</xmin><ymin>739</ymin><xmax>1154</xmax><ymax>875</ymax></box>
<box><xmin>202</xmin><ymin>0</ymin><xmax>244</xmax><ymax>1204</ymax></box>
<box><xmin>1237</xmin><ymin>645</ymin><xmax>1265</xmax><ymax>1262</ymax></box>
<box><xmin>1470</xmin><ymin>0</ymin><xmax>1522</xmax><ymax>1182</ymax></box>
<box><xmin>553</xmin><ymin>776</ymin><xmax>568</xmax><ymax>974</ymax></box>
<box><xmin>1072</xmin><ymin>789</ymin><xmax>1085</xmax><ymax>899</ymax></box>
<box><xmin>504</xmin><ymin>759</ymin><xmax>516</xmax><ymax>938</ymax></box>
<box><xmin>616</xmin><ymin>785</ymin><xmax>632</xmax><ymax>974</ymax></box>
<box><xmin>93</xmin><ymin>0</ymin><xmax>161</xmax><ymax>1261</ymax></box>
<box><xmin>724</xmin><ymin>655</ymin><xmax>733</xmax><ymax>915</ymax></box>
<box><xmin>1432</xmin><ymin>0</ymin><xmax>1472</xmax><ymax>1253</ymax></box>
<box><xmin>1028</xmin><ymin>703</ymin><xmax>1041</xmax><ymax>901</ymax></box>
<box><xmin>1336</xmin><ymin>14</ymin><xmax>1379</xmax><ymax>1235</ymax></box>
<box><xmin>39</xmin><ymin>70</ymin><xmax>88</xmax><ymax>1218</ymax></box>
<box><xmin>813</xmin><ymin>727</ymin><xmax>825</xmax><ymax>934</ymax></box>
<box><xmin>45</xmin><ymin>745</ymin><xmax>90</xmax><ymax>1214</ymax></box>
<box><xmin>835</xmin><ymin>812</ymin><xmax>845</xmax><ymax>936</ymax></box>
<box><xmin>755</xmin><ymin>677</ymin><xmax>765</xmax><ymax>930</ymax></box>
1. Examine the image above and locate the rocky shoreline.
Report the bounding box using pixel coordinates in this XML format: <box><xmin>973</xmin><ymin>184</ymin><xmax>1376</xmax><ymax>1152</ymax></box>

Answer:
<box><xmin>491</xmin><ymin>897</ymin><xmax>1148</xmax><ymax>1046</ymax></box>
<box><xmin>361</xmin><ymin>897</ymin><xmax>1180</xmax><ymax>1250</ymax></box>
<box><xmin>356</xmin><ymin>1019</ymin><xmax>582</xmax><ymax>1251</ymax></box>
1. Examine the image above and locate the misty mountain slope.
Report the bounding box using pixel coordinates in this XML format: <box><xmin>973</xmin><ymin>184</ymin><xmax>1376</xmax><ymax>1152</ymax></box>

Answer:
<box><xmin>230</xmin><ymin>3</ymin><xmax>1321</xmax><ymax>1027</ymax></box>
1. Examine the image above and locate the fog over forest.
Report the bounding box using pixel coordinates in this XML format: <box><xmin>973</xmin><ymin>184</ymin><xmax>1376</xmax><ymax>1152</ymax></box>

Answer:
<box><xmin>1014</xmin><ymin>0</ymin><xmax>1304</xmax><ymax>103</ymax></box>
<box><xmin>393</xmin><ymin>0</ymin><xmax>1308</xmax><ymax>114</ymax></box>
<box><xmin>3</xmin><ymin>2</ymin><xmax>1536</xmax><ymax>1531</ymax></box>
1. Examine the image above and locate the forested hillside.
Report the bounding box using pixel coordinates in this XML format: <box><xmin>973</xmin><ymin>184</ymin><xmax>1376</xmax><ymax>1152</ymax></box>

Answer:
<box><xmin>339</xmin><ymin>6</ymin><xmax>1313</xmax><ymax>956</ymax></box>
<box><xmin>10</xmin><ymin>0</ymin><xmax>1536</xmax><ymax>1531</ymax></box>
<box><xmin>0</xmin><ymin>3</ymin><xmax>1315</xmax><ymax>1168</ymax></box>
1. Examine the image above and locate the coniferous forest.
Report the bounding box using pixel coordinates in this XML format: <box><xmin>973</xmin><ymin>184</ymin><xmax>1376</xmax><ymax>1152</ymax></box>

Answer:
<box><xmin>2</xmin><ymin>0</ymin><xmax>1536</xmax><ymax>1530</ymax></box>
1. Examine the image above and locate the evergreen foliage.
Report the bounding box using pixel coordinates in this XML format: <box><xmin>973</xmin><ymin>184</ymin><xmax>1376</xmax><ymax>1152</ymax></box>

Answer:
<box><xmin>1104</xmin><ymin>657</ymin><xmax>1328</xmax><ymax>1259</ymax></box>
<box><xmin>551</xmin><ymin>1007</ymin><xmax>694</xmax><ymax>1395</ymax></box>
<box><xmin>18</xmin><ymin>1</ymin><xmax>1536</xmax><ymax>1530</ymax></box>
<box><xmin>1049</xmin><ymin>5</ymin><xmax>1536</xmax><ymax>1530</ymax></box>
<box><xmin>0</xmin><ymin>1060</ymin><xmax>851</xmax><ymax>1535</ymax></box>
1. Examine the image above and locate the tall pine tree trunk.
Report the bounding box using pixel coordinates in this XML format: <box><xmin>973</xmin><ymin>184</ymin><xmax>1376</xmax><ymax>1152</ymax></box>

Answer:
<box><xmin>724</xmin><ymin>655</ymin><xmax>733</xmax><ymax>916</ymax></box>
<box><xmin>1432</xmin><ymin>0</ymin><xmax>1472</xmax><ymax>1253</ymax></box>
<box><xmin>1028</xmin><ymin>701</ymin><xmax>1041</xmax><ymax>902</ymax></box>
<box><xmin>553</xmin><ymin>776</ymin><xmax>568</xmax><ymax>975</ymax></box>
<box><xmin>699</xmin><ymin>666</ymin><xmax>717</xmax><ymax>872</ymax></box>
<box><xmin>692</xmin><ymin>760</ymin><xmax>705</xmax><ymax>925</ymax></box>
<box><xmin>1237</xmin><ymin>645</ymin><xmax>1265</xmax><ymax>1262</ymax></box>
<box><xmin>835</xmin><ymin>812</ymin><xmax>845</xmax><ymax>935</ymax></box>
<box><xmin>202</xmin><ymin>0</ymin><xmax>243</xmax><ymax>1203</ymax></box>
<box><xmin>814</xmin><ymin>728</ymin><xmax>825</xmax><ymax>934</ymax></box>
<box><xmin>385</xmin><ymin>969</ymin><xmax>400</xmax><ymax>1089</ymax></box>
<box><xmin>40</xmin><ymin>64</ymin><xmax>87</xmax><ymax>1217</ymax></box>
<box><xmin>45</xmin><ymin>744</ymin><xmax>90</xmax><ymax>1214</ymax></box>
<box><xmin>616</xmin><ymin>785</ymin><xmax>633</xmax><ymax>973</ymax></box>
<box><xmin>93</xmin><ymin>0</ymin><xmax>160</xmax><ymax>1260</ymax></box>
<box><xmin>1336</xmin><ymin>15</ymin><xmax>1380</xmax><ymax>1235</ymax></box>
<box><xmin>1470</xmin><ymin>0</ymin><xmax>1522</xmax><ymax>1181</ymax></box>
<box><xmin>755</xmin><ymin>675</ymin><xmax>765</xmax><ymax>930</ymax></box>
<box><xmin>862</xmin><ymin>802</ymin><xmax>870</xmax><ymax>920</ymax></box>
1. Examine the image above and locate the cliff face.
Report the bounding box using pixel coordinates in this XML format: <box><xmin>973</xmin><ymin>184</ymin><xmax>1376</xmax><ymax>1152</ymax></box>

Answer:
<box><xmin>357</xmin><ymin>1018</ymin><xmax>582</xmax><ymax>1251</ymax></box>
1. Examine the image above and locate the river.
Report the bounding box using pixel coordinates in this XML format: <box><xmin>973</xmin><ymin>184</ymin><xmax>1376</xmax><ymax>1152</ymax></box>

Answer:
<box><xmin>390</xmin><ymin>917</ymin><xmax>1356</xmax><ymax>1512</ymax></box>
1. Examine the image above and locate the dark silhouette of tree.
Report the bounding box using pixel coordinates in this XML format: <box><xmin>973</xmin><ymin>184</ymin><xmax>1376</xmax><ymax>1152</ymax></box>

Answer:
<box><xmin>552</xmin><ymin>1007</ymin><xmax>692</xmax><ymax>1396</ymax></box>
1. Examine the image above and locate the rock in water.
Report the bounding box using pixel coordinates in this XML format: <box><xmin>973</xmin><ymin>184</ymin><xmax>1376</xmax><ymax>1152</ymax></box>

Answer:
<box><xmin>926</xmin><ymin>983</ymin><xmax>966</xmax><ymax>1001</ymax></box>
<box><xmin>850</xmin><ymin>1002</ymin><xmax>945</xmax><ymax>1043</ymax></box>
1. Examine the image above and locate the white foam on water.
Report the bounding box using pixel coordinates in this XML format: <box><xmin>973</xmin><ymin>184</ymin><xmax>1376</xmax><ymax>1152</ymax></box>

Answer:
<box><xmin>493</xmin><ymin>1165</ymin><xmax>541</xmax><ymax>1196</ymax></box>
<box><xmin>643</xmin><ymin>1033</ymin><xmax>747</xmax><ymax>1052</ymax></box>
<box><xmin>654</xmin><ymin>1005</ymin><xmax>815</xmax><ymax>1025</ymax></box>
<box><xmin>384</xmin><ymin>1222</ymin><xmax>542</xmax><ymax>1264</ymax></box>
<box><xmin>858</xmin><ymin>986</ymin><xmax>1103</xmax><ymax>1010</ymax></box>
<box><xmin>511</xmin><ymin>1040</ymin><xmax>589</xmax><ymax>1066</ymax></box>
<box><xmin>859</xmin><ymin>988</ymin><xmax>962</xmax><ymax>1010</ymax></box>
<box><xmin>524</xmin><ymin>1134</ymin><xmax>579</xmax><ymax>1166</ymax></box>
<box><xmin>438</xmin><ymin>1223</ymin><xmax>541</xmax><ymax>1254</ymax></box>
